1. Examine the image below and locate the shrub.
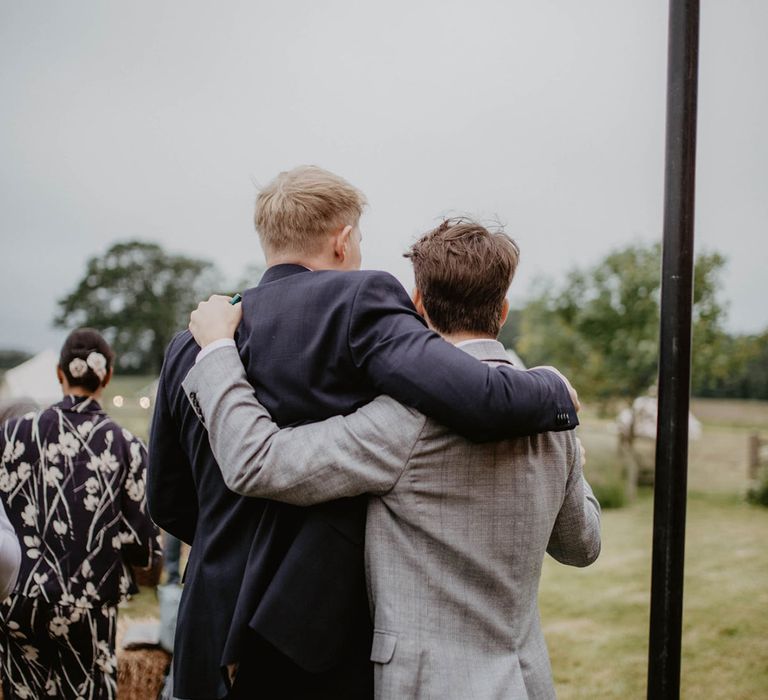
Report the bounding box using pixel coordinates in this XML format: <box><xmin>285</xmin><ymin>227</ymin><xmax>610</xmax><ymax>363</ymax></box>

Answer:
<box><xmin>747</xmin><ymin>467</ymin><xmax>768</xmax><ymax>507</ymax></box>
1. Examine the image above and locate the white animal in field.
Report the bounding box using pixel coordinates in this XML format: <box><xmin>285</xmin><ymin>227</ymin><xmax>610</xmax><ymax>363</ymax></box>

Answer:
<box><xmin>616</xmin><ymin>394</ymin><xmax>702</xmax><ymax>441</ymax></box>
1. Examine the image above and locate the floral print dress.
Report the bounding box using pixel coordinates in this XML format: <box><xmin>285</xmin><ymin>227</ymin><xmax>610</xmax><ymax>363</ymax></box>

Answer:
<box><xmin>0</xmin><ymin>395</ymin><xmax>161</xmax><ymax>700</ymax></box>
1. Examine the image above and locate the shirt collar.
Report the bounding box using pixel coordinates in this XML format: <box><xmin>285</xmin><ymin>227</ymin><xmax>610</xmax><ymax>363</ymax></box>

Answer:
<box><xmin>455</xmin><ymin>339</ymin><xmax>516</xmax><ymax>365</ymax></box>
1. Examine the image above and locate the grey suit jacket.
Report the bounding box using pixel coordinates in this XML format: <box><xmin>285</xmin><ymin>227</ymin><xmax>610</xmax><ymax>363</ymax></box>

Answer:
<box><xmin>183</xmin><ymin>340</ymin><xmax>601</xmax><ymax>700</ymax></box>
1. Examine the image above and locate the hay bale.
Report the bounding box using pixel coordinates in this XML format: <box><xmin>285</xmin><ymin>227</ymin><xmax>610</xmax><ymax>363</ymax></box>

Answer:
<box><xmin>117</xmin><ymin>646</ymin><xmax>171</xmax><ymax>700</ymax></box>
<box><xmin>117</xmin><ymin>616</ymin><xmax>170</xmax><ymax>699</ymax></box>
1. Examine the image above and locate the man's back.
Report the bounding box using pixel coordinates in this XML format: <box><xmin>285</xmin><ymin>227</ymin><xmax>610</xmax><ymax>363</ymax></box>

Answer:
<box><xmin>367</xmin><ymin>343</ymin><xmax>600</xmax><ymax>697</ymax></box>
<box><xmin>179</xmin><ymin>337</ymin><xmax>600</xmax><ymax>699</ymax></box>
<box><xmin>151</xmin><ymin>264</ymin><xmax>391</xmax><ymax>697</ymax></box>
<box><xmin>150</xmin><ymin>264</ymin><xmax>577</xmax><ymax>698</ymax></box>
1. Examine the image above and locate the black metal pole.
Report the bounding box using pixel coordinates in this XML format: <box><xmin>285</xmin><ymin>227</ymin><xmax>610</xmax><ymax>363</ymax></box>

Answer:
<box><xmin>647</xmin><ymin>1</ymin><xmax>700</xmax><ymax>698</ymax></box>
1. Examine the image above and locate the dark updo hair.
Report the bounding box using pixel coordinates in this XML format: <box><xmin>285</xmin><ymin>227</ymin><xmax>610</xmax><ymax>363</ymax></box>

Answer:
<box><xmin>59</xmin><ymin>328</ymin><xmax>115</xmax><ymax>393</ymax></box>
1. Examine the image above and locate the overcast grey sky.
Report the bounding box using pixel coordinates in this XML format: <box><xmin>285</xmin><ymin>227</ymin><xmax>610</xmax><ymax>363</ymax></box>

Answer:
<box><xmin>1</xmin><ymin>1</ymin><xmax>766</xmax><ymax>353</ymax></box>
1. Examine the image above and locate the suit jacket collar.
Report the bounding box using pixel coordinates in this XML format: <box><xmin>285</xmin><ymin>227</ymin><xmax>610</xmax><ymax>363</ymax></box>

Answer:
<box><xmin>457</xmin><ymin>339</ymin><xmax>516</xmax><ymax>366</ymax></box>
<box><xmin>259</xmin><ymin>264</ymin><xmax>312</xmax><ymax>285</ymax></box>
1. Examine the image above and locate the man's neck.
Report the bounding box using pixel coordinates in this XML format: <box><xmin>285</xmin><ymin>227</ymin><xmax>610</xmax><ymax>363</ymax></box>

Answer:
<box><xmin>440</xmin><ymin>331</ymin><xmax>497</xmax><ymax>345</ymax></box>
<box><xmin>267</xmin><ymin>253</ymin><xmax>334</xmax><ymax>271</ymax></box>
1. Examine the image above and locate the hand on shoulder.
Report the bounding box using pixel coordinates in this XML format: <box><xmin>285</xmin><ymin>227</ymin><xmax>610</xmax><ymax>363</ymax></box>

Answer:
<box><xmin>189</xmin><ymin>295</ymin><xmax>243</xmax><ymax>348</ymax></box>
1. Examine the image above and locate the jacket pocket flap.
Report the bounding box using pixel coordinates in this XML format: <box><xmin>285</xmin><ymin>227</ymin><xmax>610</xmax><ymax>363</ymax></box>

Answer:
<box><xmin>370</xmin><ymin>630</ymin><xmax>397</xmax><ymax>663</ymax></box>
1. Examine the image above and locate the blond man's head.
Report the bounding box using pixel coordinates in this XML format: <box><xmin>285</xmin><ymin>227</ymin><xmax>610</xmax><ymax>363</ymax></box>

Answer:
<box><xmin>255</xmin><ymin>166</ymin><xmax>367</xmax><ymax>257</ymax></box>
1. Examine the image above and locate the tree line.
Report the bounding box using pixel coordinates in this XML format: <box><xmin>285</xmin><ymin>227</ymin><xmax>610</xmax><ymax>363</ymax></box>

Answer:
<box><xmin>500</xmin><ymin>242</ymin><xmax>767</xmax><ymax>402</ymax></box>
<box><xmin>15</xmin><ymin>239</ymin><xmax>765</xmax><ymax>400</ymax></box>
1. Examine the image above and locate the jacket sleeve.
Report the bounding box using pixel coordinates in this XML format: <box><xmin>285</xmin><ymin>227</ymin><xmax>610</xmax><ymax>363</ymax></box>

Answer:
<box><xmin>118</xmin><ymin>435</ymin><xmax>163</xmax><ymax>568</ymax></box>
<box><xmin>182</xmin><ymin>346</ymin><xmax>425</xmax><ymax>505</ymax></box>
<box><xmin>348</xmin><ymin>271</ymin><xmax>577</xmax><ymax>442</ymax></box>
<box><xmin>147</xmin><ymin>349</ymin><xmax>199</xmax><ymax>545</ymax></box>
<box><xmin>546</xmin><ymin>435</ymin><xmax>602</xmax><ymax>567</ymax></box>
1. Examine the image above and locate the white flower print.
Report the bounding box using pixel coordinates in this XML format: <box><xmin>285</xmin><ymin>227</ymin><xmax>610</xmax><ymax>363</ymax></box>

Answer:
<box><xmin>75</xmin><ymin>594</ymin><xmax>92</xmax><ymax>609</ymax></box>
<box><xmin>22</xmin><ymin>645</ymin><xmax>39</xmax><ymax>662</ymax></box>
<box><xmin>2</xmin><ymin>439</ymin><xmax>24</xmax><ymax>463</ymax></box>
<box><xmin>2</xmin><ymin>399</ymin><xmax>161</xmax><ymax>627</ymax></box>
<box><xmin>83</xmin><ymin>494</ymin><xmax>99</xmax><ymax>512</ymax></box>
<box><xmin>21</xmin><ymin>503</ymin><xmax>37</xmax><ymax>527</ymax></box>
<box><xmin>118</xmin><ymin>531</ymin><xmax>135</xmax><ymax>544</ymax></box>
<box><xmin>0</xmin><ymin>469</ymin><xmax>18</xmax><ymax>493</ymax></box>
<box><xmin>49</xmin><ymin>616</ymin><xmax>70</xmax><ymax>637</ymax></box>
<box><xmin>14</xmin><ymin>686</ymin><xmax>33</xmax><ymax>699</ymax></box>
<box><xmin>44</xmin><ymin>465</ymin><xmax>63</xmax><ymax>486</ymax></box>
<box><xmin>130</xmin><ymin>441</ymin><xmax>143</xmax><ymax>470</ymax></box>
<box><xmin>58</xmin><ymin>431</ymin><xmax>79</xmax><ymax>457</ymax></box>
<box><xmin>75</xmin><ymin>581</ymin><xmax>99</xmax><ymax>609</ymax></box>
<box><xmin>23</xmin><ymin>535</ymin><xmax>41</xmax><ymax>559</ymax></box>
<box><xmin>99</xmin><ymin>449</ymin><xmax>119</xmax><ymax>473</ymax></box>
<box><xmin>45</xmin><ymin>679</ymin><xmax>57</xmax><ymax>696</ymax></box>
<box><xmin>87</xmin><ymin>449</ymin><xmax>119</xmax><ymax>474</ymax></box>
<box><xmin>81</xmin><ymin>559</ymin><xmax>93</xmax><ymax>578</ymax></box>
<box><xmin>95</xmin><ymin>639</ymin><xmax>116</xmax><ymax>673</ymax></box>
<box><xmin>7</xmin><ymin>620</ymin><xmax>26</xmax><ymax>639</ymax></box>
<box><xmin>126</xmin><ymin>477</ymin><xmax>145</xmax><ymax>502</ymax></box>
<box><xmin>17</xmin><ymin>461</ymin><xmax>31</xmax><ymax>481</ymax></box>
<box><xmin>122</xmin><ymin>428</ymin><xmax>134</xmax><ymax>442</ymax></box>
<box><xmin>45</xmin><ymin>442</ymin><xmax>60</xmax><ymax>464</ymax></box>
<box><xmin>76</xmin><ymin>420</ymin><xmax>94</xmax><ymax>438</ymax></box>
<box><xmin>84</xmin><ymin>581</ymin><xmax>99</xmax><ymax>599</ymax></box>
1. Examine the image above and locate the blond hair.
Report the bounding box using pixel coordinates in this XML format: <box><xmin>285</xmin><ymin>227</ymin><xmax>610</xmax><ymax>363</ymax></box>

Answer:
<box><xmin>255</xmin><ymin>166</ymin><xmax>367</xmax><ymax>255</ymax></box>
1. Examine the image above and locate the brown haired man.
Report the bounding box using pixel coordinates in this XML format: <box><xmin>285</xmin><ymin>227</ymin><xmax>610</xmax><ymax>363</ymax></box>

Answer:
<box><xmin>150</xmin><ymin>167</ymin><xmax>580</xmax><ymax>699</ymax></box>
<box><xmin>405</xmin><ymin>217</ymin><xmax>520</xmax><ymax>341</ymax></box>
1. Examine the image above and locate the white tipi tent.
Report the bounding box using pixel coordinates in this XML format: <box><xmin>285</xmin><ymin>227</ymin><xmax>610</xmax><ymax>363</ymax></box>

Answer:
<box><xmin>0</xmin><ymin>350</ymin><xmax>61</xmax><ymax>407</ymax></box>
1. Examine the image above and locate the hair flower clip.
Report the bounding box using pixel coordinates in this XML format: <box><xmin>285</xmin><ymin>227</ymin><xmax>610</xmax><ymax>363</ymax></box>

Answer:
<box><xmin>69</xmin><ymin>358</ymin><xmax>88</xmax><ymax>378</ymax></box>
<box><xmin>86</xmin><ymin>352</ymin><xmax>108</xmax><ymax>380</ymax></box>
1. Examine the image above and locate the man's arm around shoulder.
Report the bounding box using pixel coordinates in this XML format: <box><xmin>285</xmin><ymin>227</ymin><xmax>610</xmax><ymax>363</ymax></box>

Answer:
<box><xmin>348</xmin><ymin>271</ymin><xmax>579</xmax><ymax>441</ymax></box>
<box><xmin>183</xmin><ymin>343</ymin><xmax>426</xmax><ymax>505</ymax></box>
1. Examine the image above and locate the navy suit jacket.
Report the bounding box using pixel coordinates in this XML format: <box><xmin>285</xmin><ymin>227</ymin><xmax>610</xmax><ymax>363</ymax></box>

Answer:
<box><xmin>148</xmin><ymin>264</ymin><xmax>577</xmax><ymax>699</ymax></box>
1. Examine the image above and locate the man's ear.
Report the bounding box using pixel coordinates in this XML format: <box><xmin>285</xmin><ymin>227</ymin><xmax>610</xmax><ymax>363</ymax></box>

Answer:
<box><xmin>412</xmin><ymin>288</ymin><xmax>425</xmax><ymax>316</ymax></box>
<box><xmin>333</xmin><ymin>225</ymin><xmax>354</xmax><ymax>262</ymax></box>
<box><xmin>102</xmin><ymin>367</ymin><xmax>114</xmax><ymax>389</ymax></box>
<box><xmin>500</xmin><ymin>298</ymin><xmax>510</xmax><ymax>327</ymax></box>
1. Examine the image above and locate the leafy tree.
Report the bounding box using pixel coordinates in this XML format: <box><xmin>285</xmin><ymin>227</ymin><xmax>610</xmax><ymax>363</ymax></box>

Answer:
<box><xmin>55</xmin><ymin>241</ymin><xmax>220</xmax><ymax>374</ymax></box>
<box><xmin>517</xmin><ymin>242</ymin><xmax>728</xmax><ymax>403</ymax></box>
<box><xmin>496</xmin><ymin>308</ymin><xmax>522</xmax><ymax>350</ymax></box>
<box><xmin>693</xmin><ymin>330</ymin><xmax>768</xmax><ymax>399</ymax></box>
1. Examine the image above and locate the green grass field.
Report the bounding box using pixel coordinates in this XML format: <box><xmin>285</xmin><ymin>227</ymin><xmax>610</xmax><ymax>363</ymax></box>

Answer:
<box><xmin>541</xmin><ymin>399</ymin><xmax>768</xmax><ymax>699</ymax></box>
<box><xmin>111</xmin><ymin>378</ymin><xmax>768</xmax><ymax>698</ymax></box>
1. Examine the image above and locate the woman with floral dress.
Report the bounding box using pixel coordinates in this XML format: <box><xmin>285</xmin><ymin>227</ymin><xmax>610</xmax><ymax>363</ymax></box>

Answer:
<box><xmin>0</xmin><ymin>328</ymin><xmax>162</xmax><ymax>699</ymax></box>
